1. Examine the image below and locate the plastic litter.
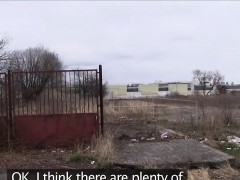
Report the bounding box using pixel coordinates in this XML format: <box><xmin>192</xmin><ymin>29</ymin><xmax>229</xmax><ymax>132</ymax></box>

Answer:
<box><xmin>227</xmin><ymin>136</ymin><xmax>240</xmax><ymax>146</ymax></box>
<box><xmin>91</xmin><ymin>161</ymin><xmax>95</xmax><ymax>164</ymax></box>
<box><xmin>161</xmin><ymin>132</ymin><xmax>168</xmax><ymax>139</ymax></box>
<box><xmin>131</xmin><ymin>139</ymin><xmax>139</xmax><ymax>142</ymax></box>
<box><xmin>146</xmin><ymin>137</ymin><xmax>155</xmax><ymax>141</ymax></box>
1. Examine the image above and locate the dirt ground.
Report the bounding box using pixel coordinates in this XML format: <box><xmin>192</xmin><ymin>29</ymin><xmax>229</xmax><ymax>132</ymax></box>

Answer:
<box><xmin>0</xmin><ymin>148</ymin><xmax>98</xmax><ymax>173</ymax></box>
<box><xmin>1</xmin><ymin>121</ymin><xmax>240</xmax><ymax>180</ymax></box>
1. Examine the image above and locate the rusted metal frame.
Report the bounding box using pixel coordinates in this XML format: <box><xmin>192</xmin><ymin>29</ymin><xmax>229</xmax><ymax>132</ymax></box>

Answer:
<box><xmin>43</xmin><ymin>73</ymin><xmax>46</xmax><ymax>115</ymax></box>
<box><xmin>69</xmin><ymin>71</ymin><xmax>72</xmax><ymax>114</ymax></box>
<box><xmin>37</xmin><ymin>72</ymin><xmax>41</xmax><ymax>115</ymax></box>
<box><xmin>4</xmin><ymin>73</ymin><xmax>8</xmax><ymax>126</ymax></box>
<box><xmin>13</xmin><ymin>72</ymin><xmax>20</xmax><ymax>115</ymax></box>
<box><xmin>30</xmin><ymin>73</ymin><xmax>33</xmax><ymax>115</ymax></box>
<box><xmin>26</xmin><ymin>72</ymin><xmax>29</xmax><ymax>115</ymax></box>
<box><xmin>25</xmin><ymin>72</ymin><xmax>29</xmax><ymax>115</ymax></box>
<box><xmin>7</xmin><ymin>70</ymin><xmax>13</xmax><ymax>146</ymax></box>
<box><xmin>83</xmin><ymin>71</ymin><xmax>86</xmax><ymax>113</ymax></box>
<box><xmin>99</xmin><ymin>65</ymin><xmax>104</xmax><ymax>135</ymax></box>
<box><xmin>96</xmin><ymin>70</ymin><xmax>99</xmax><ymax>121</ymax></box>
<box><xmin>56</xmin><ymin>71</ymin><xmax>59</xmax><ymax>114</ymax></box>
<box><xmin>77</xmin><ymin>71</ymin><xmax>81</xmax><ymax>113</ymax></box>
<box><xmin>60</xmin><ymin>71</ymin><xmax>63</xmax><ymax>114</ymax></box>
<box><xmin>74</xmin><ymin>71</ymin><xmax>77</xmax><ymax>113</ymax></box>
<box><xmin>0</xmin><ymin>75</ymin><xmax>2</xmax><ymax>116</ymax></box>
<box><xmin>51</xmin><ymin>72</ymin><xmax>55</xmax><ymax>114</ymax></box>
<box><xmin>87</xmin><ymin>71</ymin><xmax>90</xmax><ymax>113</ymax></box>
<box><xmin>81</xmin><ymin>71</ymin><xmax>84</xmax><ymax>113</ymax></box>
<box><xmin>91</xmin><ymin>71</ymin><xmax>94</xmax><ymax>113</ymax></box>
<box><xmin>65</xmin><ymin>72</ymin><xmax>67</xmax><ymax>114</ymax></box>
<box><xmin>12</xmin><ymin>69</ymin><xmax>98</xmax><ymax>74</ymax></box>
<box><xmin>47</xmin><ymin>75</ymin><xmax>50</xmax><ymax>115</ymax></box>
<box><xmin>69</xmin><ymin>71</ymin><xmax>72</xmax><ymax>113</ymax></box>
<box><xmin>21</xmin><ymin>73</ymin><xmax>24</xmax><ymax>115</ymax></box>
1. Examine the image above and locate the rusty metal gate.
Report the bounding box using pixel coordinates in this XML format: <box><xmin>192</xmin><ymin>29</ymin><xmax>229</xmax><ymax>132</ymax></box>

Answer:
<box><xmin>0</xmin><ymin>65</ymin><xmax>103</xmax><ymax>147</ymax></box>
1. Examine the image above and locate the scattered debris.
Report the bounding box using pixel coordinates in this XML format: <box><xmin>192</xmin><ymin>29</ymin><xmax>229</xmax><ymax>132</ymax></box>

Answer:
<box><xmin>140</xmin><ymin>137</ymin><xmax>145</xmax><ymax>141</ymax></box>
<box><xmin>91</xmin><ymin>161</ymin><xmax>95</xmax><ymax>165</ymax></box>
<box><xmin>227</xmin><ymin>136</ymin><xmax>240</xmax><ymax>146</ymax></box>
<box><xmin>131</xmin><ymin>139</ymin><xmax>139</xmax><ymax>142</ymax></box>
<box><xmin>146</xmin><ymin>137</ymin><xmax>155</xmax><ymax>141</ymax></box>
<box><xmin>83</xmin><ymin>146</ymin><xmax>90</xmax><ymax>152</ymax></box>
<box><xmin>119</xmin><ymin>116</ymin><xmax>128</xmax><ymax>120</ymax></box>
<box><xmin>200</xmin><ymin>138</ymin><xmax>208</xmax><ymax>144</ymax></box>
<box><xmin>161</xmin><ymin>132</ymin><xmax>168</xmax><ymax>139</ymax></box>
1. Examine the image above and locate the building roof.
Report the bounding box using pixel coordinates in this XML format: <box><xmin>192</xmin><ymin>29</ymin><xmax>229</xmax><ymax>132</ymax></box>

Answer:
<box><xmin>159</xmin><ymin>82</ymin><xmax>191</xmax><ymax>85</ymax></box>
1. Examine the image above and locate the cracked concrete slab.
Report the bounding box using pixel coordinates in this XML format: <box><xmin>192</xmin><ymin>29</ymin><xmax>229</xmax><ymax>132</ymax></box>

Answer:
<box><xmin>114</xmin><ymin>139</ymin><xmax>235</xmax><ymax>168</ymax></box>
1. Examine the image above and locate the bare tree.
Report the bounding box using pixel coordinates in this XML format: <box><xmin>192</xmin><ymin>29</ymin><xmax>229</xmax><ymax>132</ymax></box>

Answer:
<box><xmin>193</xmin><ymin>69</ymin><xmax>224</xmax><ymax>96</ymax></box>
<box><xmin>74</xmin><ymin>71</ymin><xmax>107</xmax><ymax>98</ymax></box>
<box><xmin>9</xmin><ymin>46</ymin><xmax>63</xmax><ymax>100</ymax></box>
<box><xmin>0</xmin><ymin>37</ymin><xmax>9</xmax><ymax>72</ymax></box>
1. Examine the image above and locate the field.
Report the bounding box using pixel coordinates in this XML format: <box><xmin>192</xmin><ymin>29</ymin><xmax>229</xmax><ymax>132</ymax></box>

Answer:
<box><xmin>1</xmin><ymin>95</ymin><xmax>240</xmax><ymax>179</ymax></box>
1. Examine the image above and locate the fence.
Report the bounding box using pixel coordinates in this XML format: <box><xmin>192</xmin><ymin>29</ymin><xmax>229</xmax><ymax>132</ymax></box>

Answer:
<box><xmin>0</xmin><ymin>65</ymin><xmax>104</xmax><ymax>147</ymax></box>
<box><xmin>104</xmin><ymin>97</ymin><xmax>198</xmax><ymax>123</ymax></box>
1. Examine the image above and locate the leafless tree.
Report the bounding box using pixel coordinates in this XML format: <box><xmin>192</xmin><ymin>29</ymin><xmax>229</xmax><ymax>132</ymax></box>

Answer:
<box><xmin>0</xmin><ymin>37</ymin><xmax>9</xmax><ymax>72</ymax></box>
<box><xmin>9</xmin><ymin>46</ymin><xmax>63</xmax><ymax>101</ymax></box>
<box><xmin>74</xmin><ymin>71</ymin><xmax>107</xmax><ymax>98</ymax></box>
<box><xmin>193</xmin><ymin>69</ymin><xmax>224</xmax><ymax>96</ymax></box>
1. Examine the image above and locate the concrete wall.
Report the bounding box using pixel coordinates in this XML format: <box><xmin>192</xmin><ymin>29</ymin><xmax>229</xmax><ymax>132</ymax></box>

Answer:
<box><xmin>139</xmin><ymin>83</ymin><xmax>158</xmax><ymax>96</ymax></box>
<box><xmin>158</xmin><ymin>91</ymin><xmax>170</xmax><ymax>96</ymax></box>
<box><xmin>107</xmin><ymin>83</ymin><xmax>195</xmax><ymax>98</ymax></box>
<box><xmin>168</xmin><ymin>83</ymin><xmax>190</xmax><ymax>96</ymax></box>
<box><xmin>107</xmin><ymin>85</ymin><xmax>127</xmax><ymax>98</ymax></box>
<box><xmin>127</xmin><ymin>92</ymin><xmax>142</xmax><ymax>97</ymax></box>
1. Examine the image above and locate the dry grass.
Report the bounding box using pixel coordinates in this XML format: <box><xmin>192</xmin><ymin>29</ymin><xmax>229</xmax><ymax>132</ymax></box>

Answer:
<box><xmin>188</xmin><ymin>163</ymin><xmax>240</xmax><ymax>180</ymax></box>
<box><xmin>209</xmin><ymin>163</ymin><xmax>239</xmax><ymax>180</ymax></box>
<box><xmin>188</xmin><ymin>168</ymin><xmax>210</xmax><ymax>180</ymax></box>
<box><xmin>91</xmin><ymin>132</ymin><xmax>115</xmax><ymax>167</ymax></box>
<box><xmin>104</xmin><ymin>98</ymin><xmax>196</xmax><ymax>123</ymax></box>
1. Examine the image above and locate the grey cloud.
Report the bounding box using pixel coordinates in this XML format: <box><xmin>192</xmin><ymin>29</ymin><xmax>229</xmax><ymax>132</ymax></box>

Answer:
<box><xmin>1</xmin><ymin>1</ymin><xmax>240</xmax><ymax>84</ymax></box>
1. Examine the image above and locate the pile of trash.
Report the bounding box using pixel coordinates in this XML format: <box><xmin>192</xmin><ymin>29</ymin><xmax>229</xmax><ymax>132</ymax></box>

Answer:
<box><xmin>227</xmin><ymin>136</ymin><xmax>240</xmax><ymax>146</ymax></box>
<box><xmin>130</xmin><ymin>130</ymin><xmax>186</xmax><ymax>143</ymax></box>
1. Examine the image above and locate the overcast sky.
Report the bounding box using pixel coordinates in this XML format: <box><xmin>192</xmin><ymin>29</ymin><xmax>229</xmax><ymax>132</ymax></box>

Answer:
<box><xmin>0</xmin><ymin>1</ymin><xmax>240</xmax><ymax>84</ymax></box>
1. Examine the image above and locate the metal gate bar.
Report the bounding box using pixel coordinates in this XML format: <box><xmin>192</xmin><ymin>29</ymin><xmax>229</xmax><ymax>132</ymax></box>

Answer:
<box><xmin>0</xmin><ymin>65</ymin><xmax>104</xmax><ymax>147</ymax></box>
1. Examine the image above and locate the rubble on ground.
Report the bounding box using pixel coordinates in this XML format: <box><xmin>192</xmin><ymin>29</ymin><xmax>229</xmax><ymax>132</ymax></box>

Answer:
<box><xmin>227</xmin><ymin>136</ymin><xmax>240</xmax><ymax>146</ymax></box>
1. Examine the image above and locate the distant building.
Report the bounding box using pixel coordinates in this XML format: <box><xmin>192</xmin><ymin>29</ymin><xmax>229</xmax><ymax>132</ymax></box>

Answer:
<box><xmin>106</xmin><ymin>85</ymin><xmax>127</xmax><ymax>98</ymax></box>
<box><xmin>193</xmin><ymin>85</ymin><xmax>214</xmax><ymax>95</ymax></box>
<box><xmin>106</xmin><ymin>81</ymin><xmax>240</xmax><ymax>98</ymax></box>
<box><xmin>216</xmin><ymin>84</ymin><xmax>240</xmax><ymax>95</ymax></box>
<box><xmin>127</xmin><ymin>84</ymin><xmax>142</xmax><ymax>97</ymax></box>
<box><xmin>107</xmin><ymin>82</ymin><xmax>192</xmax><ymax>98</ymax></box>
<box><xmin>158</xmin><ymin>82</ymin><xmax>192</xmax><ymax>96</ymax></box>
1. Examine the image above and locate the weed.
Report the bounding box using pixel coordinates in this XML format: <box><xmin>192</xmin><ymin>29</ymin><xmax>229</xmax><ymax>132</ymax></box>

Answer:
<box><xmin>97</xmin><ymin>159</ymin><xmax>113</xmax><ymax>169</ymax></box>
<box><xmin>91</xmin><ymin>131</ymin><xmax>115</xmax><ymax>168</ymax></box>
<box><xmin>69</xmin><ymin>154</ymin><xmax>87</xmax><ymax>163</ymax></box>
<box><xmin>188</xmin><ymin>168</ymin><xmax>210</xmax><ymax>180</ymax></box>
<box><xmin>219</xmin><ymin>142</ymin><xmax>240</xmax><ymax>157</ymax></box>
<box><xmin>56</xmin><ymin>156</ymin><xmax>64</xmax><ymax>162</ymax></box>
